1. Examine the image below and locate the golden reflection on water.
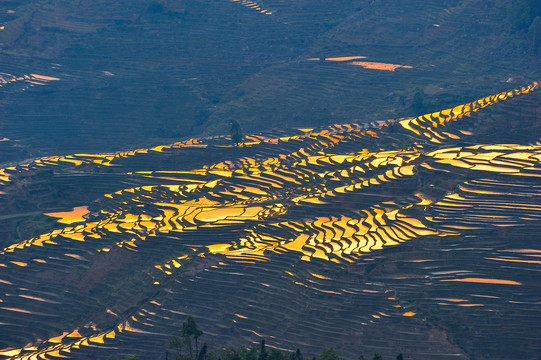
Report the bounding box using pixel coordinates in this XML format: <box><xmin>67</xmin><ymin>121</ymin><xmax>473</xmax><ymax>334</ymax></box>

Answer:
<box><xmin>9</xmin><ymin>261</ymin><xmax>27</xmax><ymax>267</ymax></box>
<box><xmin>0</xmin><ymin>350</ymin><xmax>20</xmax><ymax>357</ymax></box>
<box><xmin>485</xmin><ymin>257</ymin><xmax>541</xmax><ymax>265</ymax></box>
<box><xmin>440</xmin><ymin>278</ymin><xmax>522</xmax><ymax>285</ymax></box>
<box><xmin>0</xmin><ymin>169</ymin><xmax>10</xmax><ymax>183</ymax></box>
<box><xmin>503</xmin><ymin>249</ymin><xmax>541</xmax><ymax>253</ymax></box>
<box><xmin>196</xmin><ymin>208</ymin><xmax>437</xmax><ymax>267</ymax></box>
<box><xmin>30</xmin><ymin>74</ymin><xmax>60</xmax><ymax>81</ymax></box>
<box><xmin>350</xmin><ymin>61</ymin><xmax>413</xmax><ymax>71</ymax></box>
<box><xmin>4</xmin><ymin>137</ymin><xmax>541</xmax><ymax>265</ymax></box>
<box><xmin>0</xmin><ymin>72</ymin><xmax>60</xmax><ymax>89</ymax></box>
<box><xmin>323</xmin><ymin>56</ymin><xmax>367</xmax><ymax>61</ymax></box>
<box><xmin>0</xmin><ymin>321</ymin><xmax>137</xmax><ymax>359</ymax></box>
<box><xmin>44</xmin><ymin>206</ymin><xmax>89</xmax><ymax>224</ymax></box>
<box><xmin>1</xmin><ymin>82</ymin><xmax>540</xmax><ymax>359</ymax></box>
<box><xmin>230</xmin><ymin>0</ymin><xmax>273</xmax><ymax>14</ymax></box>
<box><xmin>2</xmin><ymin>82</ymin><xmax>538</xmax><ymax>185</ymax></box>
<box><xmin>306</xmin><ymin>56</ymin><xmax>412</xmax><ymax>71</ymax></box>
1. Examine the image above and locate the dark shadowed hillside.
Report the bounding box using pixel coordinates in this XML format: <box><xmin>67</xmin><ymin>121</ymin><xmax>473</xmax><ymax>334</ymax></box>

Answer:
<box><xmin>0</xmin><ymin>0</ymin><xmax>539</xmax><ymax>163</ymax></box>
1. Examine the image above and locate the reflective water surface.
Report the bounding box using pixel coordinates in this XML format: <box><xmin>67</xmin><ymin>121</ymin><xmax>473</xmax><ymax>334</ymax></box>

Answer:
<box><xmin>0</xmin><ymin>82</ymin><xmax>540</xmax><ymax>359</ymax></box>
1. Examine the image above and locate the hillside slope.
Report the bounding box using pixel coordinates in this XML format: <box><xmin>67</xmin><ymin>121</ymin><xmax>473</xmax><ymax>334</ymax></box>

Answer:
<box><xmin>0</xmin><ymin>0</ymin><xmax>539</xmax><ymax>163</ymax></box>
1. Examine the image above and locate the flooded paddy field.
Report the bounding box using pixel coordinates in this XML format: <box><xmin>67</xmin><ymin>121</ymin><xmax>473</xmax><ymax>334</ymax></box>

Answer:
<box><xmin>0</xmin><ymin>83</ymin><xmax>540</xmax><ymax>359</ymax></box>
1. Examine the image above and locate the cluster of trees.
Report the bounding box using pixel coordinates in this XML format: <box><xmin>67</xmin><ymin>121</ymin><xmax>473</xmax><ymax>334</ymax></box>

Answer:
<box><xmin>167</xmin><ymin>316</ymin><xmax>204</xmax><ymax>360</ymax></box>
<box><xmin>507</xmin><ymin>0</ymin><xmax>541</xmax><ymax>53</ymax></box>
<box><xmin>507</xmin><ymin>0</ymin><xmax>541</xmax><ymax>32</ymax></box>
<box><xmin>122</xmin><ymin>317</ymin><xmax>405</xmax><ymax>360</ymax></box>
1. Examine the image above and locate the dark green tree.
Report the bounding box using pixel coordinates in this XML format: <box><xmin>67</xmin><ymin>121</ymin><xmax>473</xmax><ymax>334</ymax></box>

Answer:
<box><xmin>507</xmin><ymin>0</ymin><xmax>541</xmax><ymax>31</ymax></box>
<box><xmin>358</xmin><ymin>356</ymin><xmax>367</xmax><ymax>360</ymax></box>
<box><xmin>229</xmin><ymin>119</ymin><xmax>244</xmax><ymax>146</ymax></box>
<box><xmin>198</xmin><ymin>344</ymin><xmax>208</xmax><ymax>360</ymax></box>
<box><xmin>396</xmin><ymin>354</ymin><xmax>404</xmax><ymax>360</ymax></box>
<box><xmin>182</xmin><ymin>316</ymin><xmax>203</xmax><ymax>356</ymax></box>
<box><xmin>319</xmin><ymin>348</ymin><xmax>342</xmax><ymax>360</ymax></box>
<box><xmin>372</xmin><ymin>354</ymin><xmax>383</xmax><ymax>360</ymax></box>
<box><xmin>258</xmin><ymin>339</ymin><xmax>267</xmax><ymax>360</ymax></box>
<box><xmin>123</xmin><ymin>356</ymin><xmax>139</xmax><ymax>360</ymax></box>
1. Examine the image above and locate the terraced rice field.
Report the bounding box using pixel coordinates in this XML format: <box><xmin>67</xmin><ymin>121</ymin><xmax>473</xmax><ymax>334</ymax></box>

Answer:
<box><xmin>0</xmin><ymin>82</ymin><xmax>540</xmax><ymax>359</ymax></box>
